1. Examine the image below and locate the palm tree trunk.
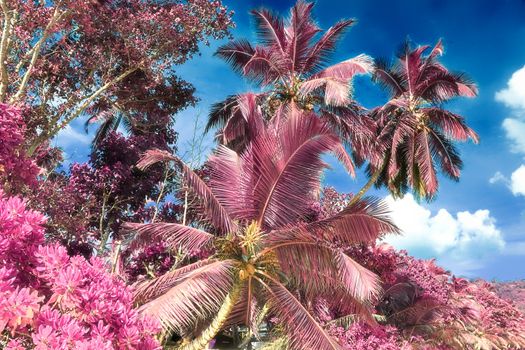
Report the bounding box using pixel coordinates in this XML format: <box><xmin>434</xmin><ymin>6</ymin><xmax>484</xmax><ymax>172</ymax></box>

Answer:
<box><xmin>178</xmin><ymin>283</ymin><xmax>242</xmax><ymax>350</ymax></box>
<box><xmin>348</xmin><ymin>161</ymin><xmax>386</xmax><ymax>206</ymax></box>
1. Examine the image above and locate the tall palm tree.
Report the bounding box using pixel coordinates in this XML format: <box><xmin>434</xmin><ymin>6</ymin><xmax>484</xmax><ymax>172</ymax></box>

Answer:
<box><xmin>209</xmin><ymin>1</ymin><xmax>374</xmax><ymax>160</ymax></box>
<box><xmin>360</xmin><ymin>40</ymin><xmax>478</xmax><ymax>201</ymax></box>
<box><xmin>127</xmin><ymin>113</ymin><xmax>398</xmax><ymax>350</ymax></box>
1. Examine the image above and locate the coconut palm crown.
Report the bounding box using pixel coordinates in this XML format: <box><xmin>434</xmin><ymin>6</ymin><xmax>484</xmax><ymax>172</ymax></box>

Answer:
<box><xmin>127</xmin><ymin>112</ymin><xmax>398</xmax><ymax>350</ymax></box>
<box><xmin>209</xmin><ymin>1</ymin><xmax>375</xmax><ymax>160</ymax></box>
<box><xmin>368</xmin><ymin>40</ymin><xmax>479</xmax><ymax>200</ymax></box>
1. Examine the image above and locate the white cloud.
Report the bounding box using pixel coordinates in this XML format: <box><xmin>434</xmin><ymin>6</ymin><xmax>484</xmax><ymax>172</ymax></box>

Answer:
<box><xmin>383</xmin><ymin>194</ymin><xmax>505</xmax><ymax>275</ymax></box>
<box><xmin>510</xmin><ymin>165</ymin><xmax>525</xmax><ymax>196</ymax></box>
<box><xmin>489</xmin><ymin>171</ymin><xmax>508</xmax><ymax>185</ymax></box>
<box><xmin>54</xmin><ymin>124</ymin><xmax>91</xmax><ymax>148</ymax></box>
<box><xmin>496</xmin><ymin>66</ymin><xmax>525</xmax><ymax>156</ymax></box>
<box><xmin>490</xmin><ymin>165</ymin><xmax>525</xmax><ymax>197</ymax></box>
<box><xmin>502</xmin><ymin>118</ymin><xmax>525</xmax><ymax>155</ymax></box>
<box><xmin>495</xmin><ymin>65</ymin><xmax>525</xmax><ymax>111</ymax></box>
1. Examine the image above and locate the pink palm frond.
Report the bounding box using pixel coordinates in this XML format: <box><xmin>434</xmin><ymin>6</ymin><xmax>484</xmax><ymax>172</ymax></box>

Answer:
<box><xmin>136</xmin><ymin>148</ymin><xmax>176</xmax><ymax>170</ymax></box>
<box><xmin>257</xmin><ymin>274</ymin><xmax>342</xmax><ymax>350</ymax></box>
<box><xmin>422</xmin><ymin>108</ymin><xmax>479</xmax><ymax>143</ymax></box>
<box><xmin>414</xmin><ymin>131</ymin><xmax>438</xmax><ymax>197</ymax></box>
<box><xmin>246</xmin><ymin>112</ymin><xmax>352</xmax><ymax>229</ymax></box>
<box><xmin>263</xmin><ymin>227</ymin><xmax>381</xmax><ymax>302</ymax></box>
<box><xmin>243</xmin><ymin>46</ymin><xmax>288</xmax><ymax>85</ymax></box>
<box><xmin>133</xmin><ymin>259</ymin><xmax>215</xmax><ymax>303</ymax></box>
<box><xmin>302</xmin><ymin>19</ymin><xmax>356</xmax><ymax>73</ymax></box>
<box><xmin>138</xmin><ymin>149</ymin><xmax>237</xmax><ymax>233</ymax></box>
<box><xmin>177</xmin><ymin>158</ymin><xmax>238</xmax><ymax>233</ymax></box>
<box><xmin>123</xmin><ymin>222</ymin><xmax>214</xmax><ymax>253</ymax></box>
<box><xmin>215</xmin><ymin>39</ymin><xmax>256</xmax><ymax>76</ymax></box>
<box><xmin>332</xmin><ymin>143</ymin><xmax>356</xmax><ymax>177</ymax></box>
<box><xmin>286</xmin><ymin>1</ymin><xmax>320</xmax><ymax>72</ymax></box>
<box><xmin>314</xmin><ymin>54</ymin><xmax>374</xmax><ymax>80</ymax></box>
<box><xmin>251</xmin><ymin>8</ymin><xmax>286</xmax><ymax>53</ymax></box>
<box><xmin>207</xmin><ymin>95</ymin><xmax>243</xmax><ymax>133</ymax></box>
<box><xmin>299</xmin><ymin>54</ymin><xmax>373</xmax><ymax>106</ymax></box>
<box><xmin>208</xmin><ymin>145</ymin><xmax>253</xmax><ymax>220</ymax></box>
<box><xmin>138</xmin><ymin>260</ymin><xmax>236</xmax><ymax>333</ymax></box>
<box><xmin>334</xmin><ymin>250</ymin><xmax>381</xmax><ymax>301</ymax></box>
<box><xmin>209</xmin><ymin>93</ymin><xmax>267</xmax><ymax>150</ymax></box>
<box><xmin>427</xmin><ymin>128</ymin><xmax>462</xmax><ymax>179</ymax></box>
<box><xmin>307</xmin><ymin>197</ymin><xmax>400</xmax><ymax>244</ymax></box>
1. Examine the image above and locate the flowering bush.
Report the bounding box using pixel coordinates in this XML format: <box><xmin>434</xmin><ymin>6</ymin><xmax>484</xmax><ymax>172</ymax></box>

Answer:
<box><xmin>0</xmin><ymin>104</ymin><xmax>40</xmax><ymax>193</ymax></box>
<box><xmin>328</xmin><ymin>323</ymin><xmax>413</xmax><ymax>350</ymax></box>
<box><xmin>333</xmin><ymin>243</ymin><xmax>525</xmax><ymax>350</ymax></box>
<box><xmin>0</xmin><ymin>191</ymin><xmax>161</xmax><ymax>349</ymax></box>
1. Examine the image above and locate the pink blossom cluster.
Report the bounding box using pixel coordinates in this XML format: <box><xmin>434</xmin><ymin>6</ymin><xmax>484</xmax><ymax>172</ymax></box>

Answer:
<box><xmin>0</xmin><ymin>191</ymin><xmax>161</xmax><ymax>349</ymax></box>
<box><xmin>328</xmin><ymin>322</ymin><xmax>412</xmax><ymax>350</ymax></box>
<box><xmin>330</xmin><ymin>243</ymin><xmax>525</xmax><ymax>348</ymax></box>
<box><xmin>391</xmin><ymin>251</ymin><xmax>452</xmax><ymax>304</ymax></box>
<box><xmin>308</xmin><ymin>186</ymin><xmax>353</xmax><ymax>221</ymax></box>
<box><xmin>0</xmin><ymin>104</ymin><xmax>40</xmax><ymax>192</ymax></box>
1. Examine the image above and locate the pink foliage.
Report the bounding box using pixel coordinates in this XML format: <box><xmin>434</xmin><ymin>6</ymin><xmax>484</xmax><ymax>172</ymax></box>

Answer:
<box><xmin>342</xmin><ymin>243</ymin><xmax>525</xmax><ymax>349</ymax></box>
<box><xmin>0</xmin><ymin>104</ymin><xmax>40</xmax><ymax>192</ymax></box>
<box><xmin>328</xmin><ymin>323</ymin><xmax>412</xmax><ymax>350</ymax></box>
<box><xmin>0</xmin><ymin>192</ymin><xmax>161</xmax><ymax>349</ymax></box>
<box><xmin>493</xmin><ymin>280</ymin><xmax>525</xmax><ymax>314</ymax></box>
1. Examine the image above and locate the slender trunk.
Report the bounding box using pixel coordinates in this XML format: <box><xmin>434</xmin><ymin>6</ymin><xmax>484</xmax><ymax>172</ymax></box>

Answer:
<box><xmin>347</xmin><ymin>161</ymin><xmax>386</xmax><ymax>206</ymax></box>
<box><xmin>232</xmin><ymin>326</ymin><xmax>240</xmax><ymax>346</ymax></box>
<box><xmin>178</xmin><ymin>283</ymin><xmax>242</xmax><ymax>350</ymax></box>
<box><xmin>0</xmin><ymin>0</ymin><xmax>12</xmax><ymax>101</ymax></box>
<box><xmin>182</xmin><ymin>190</ymin><xmax>189</xmax><ymax>226</ymax></box>
<box><xmin>97</xmin><ymin>194</ymin><xmax>109</xmax><ymax>255</ymax></box>
<box><xmin>10</xmin><ymin>8</ymin><xmax>64</xmax><ymax>103</ymax></box>
<box><xmin>152</xmin><ymin>167</ymin><xmax>170</xmax><ymax>223</ymax></box>
<box><xmin>111</xmin><ymin>241</ymin><xmax>121</xmax><ymax>274</ymax></box>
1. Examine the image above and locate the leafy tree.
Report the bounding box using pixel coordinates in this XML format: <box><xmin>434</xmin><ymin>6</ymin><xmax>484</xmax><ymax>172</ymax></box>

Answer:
<box><xmin>0</xmin><ymin>0</ymin><xmax>233</xmax><ymax>155</ymax></box>
<box><xmin>127</xmin><ymin>113</ymin><xmax>398</xmax><ymax>350</ymax></box>
<box><xmin>362</xmin><ymin>40</ymin><xmax>479</xmax><ymax>201</ymax></box>
<box><xmin>210</xmin><ymin>0</ymin><xmax>374</xmax><ymax>161</ymax></box>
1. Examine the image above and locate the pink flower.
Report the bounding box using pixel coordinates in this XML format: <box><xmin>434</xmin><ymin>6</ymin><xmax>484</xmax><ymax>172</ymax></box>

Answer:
<box><xmin>0</xmin><ymin>193</ymin><xmax>161</xmax><ymax>348</ymax></box>
<box><xmin>32</xmin><ymin>325</ymin><xmax>60</xmax><ymax>349</ymax></box>
<box><xmin>5</xmin><ymin>339</ymin><xmax>26</xmax><ymax>350</ymax></box>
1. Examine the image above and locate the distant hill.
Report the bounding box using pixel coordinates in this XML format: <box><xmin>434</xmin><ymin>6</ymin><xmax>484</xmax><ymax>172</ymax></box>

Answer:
<box><xmin>493</xmin><ymin>280</ymin><xmax>525</xmax><ymax>313</ymax></box>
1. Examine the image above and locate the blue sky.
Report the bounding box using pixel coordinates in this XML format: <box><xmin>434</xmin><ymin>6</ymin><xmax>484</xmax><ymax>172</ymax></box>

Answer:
<box><xmin>57</xmin><ymin>0</ymin><xmax>525</xmax><ymax>280</ymax></box>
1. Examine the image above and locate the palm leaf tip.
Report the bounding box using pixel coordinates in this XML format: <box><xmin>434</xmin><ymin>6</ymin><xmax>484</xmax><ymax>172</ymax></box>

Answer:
<box><xmin>136</xmin><ymin>148</ymin><xmax>176</xmax><ymax>170</ymax></box>
<box><xmin>336</xmin><ymin>251</ymin><xmax>381</xmax><ymax>301</ymax></box>
<box><xmin>125</xmin><ymin>222</ymin><xmax>214</xmax><ymax>253</ymax></box>
<box><xmin>259</xmin><ymin>275</ymin><xmax>342</xmax><ymax>350</ymax></box>
<box><xmin>251</xmin><ymin>8</ymin><xmax>286</xmax><ymax>51</ymax></box>
<box><xmin>138</xmin><ymin>260</ymin><xmax>236</xmax><ymax>334</ymax></box>
<box><xmin>215</xmin><ymin>39</ymin><xmax>256</xmax><ymax>74</ymax></box>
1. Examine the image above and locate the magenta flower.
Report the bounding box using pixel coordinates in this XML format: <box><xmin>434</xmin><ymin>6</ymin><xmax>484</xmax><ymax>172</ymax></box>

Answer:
<box><xmin>0</xmin><ymin>192</ymin><xmax>161</xmax><ymax>348</ymax></box>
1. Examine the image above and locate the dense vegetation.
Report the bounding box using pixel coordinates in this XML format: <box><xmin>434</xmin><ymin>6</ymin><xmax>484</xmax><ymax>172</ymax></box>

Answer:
<box><xmin>0</xmin><ymin>1</ymin><xmax>524</xmax><ymax>349</ymax></box>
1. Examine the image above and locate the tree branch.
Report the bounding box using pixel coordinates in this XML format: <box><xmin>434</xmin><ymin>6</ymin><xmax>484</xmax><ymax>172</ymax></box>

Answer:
<box><xmin>10</xmin><ymin>7</ymin><xmax>65</xmax><ymax>103</ymax></box>
<box><xmin>26</xmin><ymin>66</ymin><xmax>139</xmax><ymax>156</ymax></box>
<box><xmin>0</xmin><ymin>0</ymin><xmax>12</xmax><ymax>101</ymax></box>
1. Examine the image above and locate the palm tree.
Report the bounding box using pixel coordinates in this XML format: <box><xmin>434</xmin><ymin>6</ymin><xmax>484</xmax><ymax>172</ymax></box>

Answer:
<box><xmin>359</xmin><ymin>40</ymin><xmax>478</xmax><ymax>201</ymax></box>
<box><xmin>209</xmin><ymin>1</ymin><xmax>374</xmax><ymax>160</ymax></box>
<box><xmin>127</xmin><ymin>113</ymin><xmax>398</xmax><ymax>350</ymax></box>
